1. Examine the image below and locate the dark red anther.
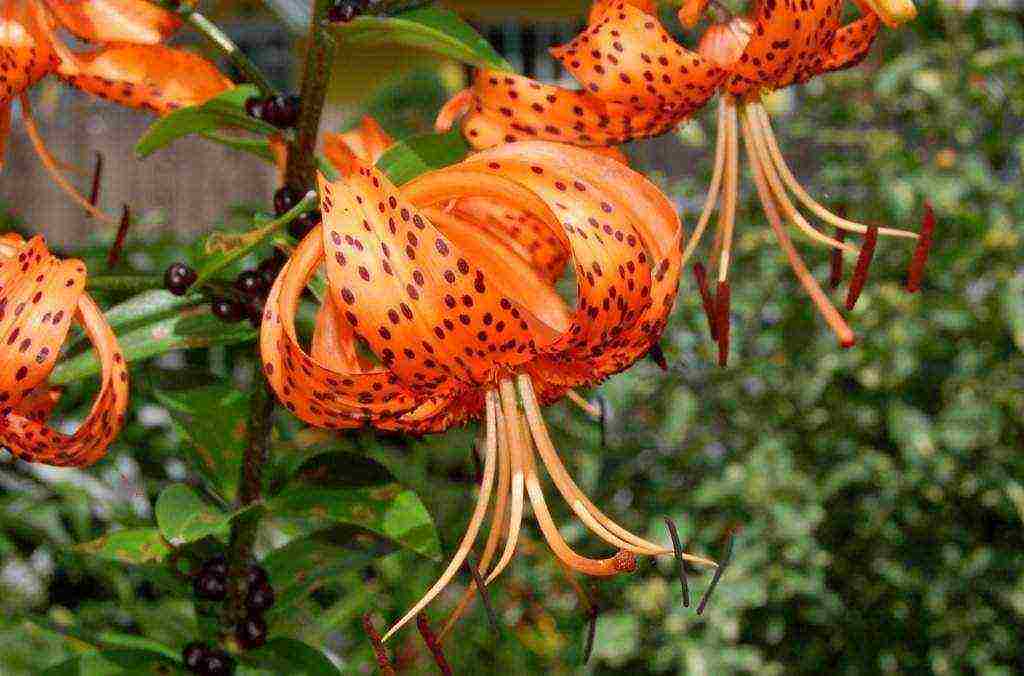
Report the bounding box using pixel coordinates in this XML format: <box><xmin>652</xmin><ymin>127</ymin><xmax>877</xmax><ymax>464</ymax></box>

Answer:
<box><xmin>663</xmin><ymin>516</ymin><xmax>690</xmax><ymax>608</ymax></box>
<box><xmin>715</xmin><ymin>280</ymin><xmax>731</xmax><ymax>367</ymax></box>
<box><xmin>829</xmin><ymin>227</ymin><xmax>846</xmax><ymax>289</ymax></box>
<box><xmin>416</xmin><ymin>613</ymin><xmax>453</xmax><ymax>676</ymax></box>
<box><xmin>583</xmin><ymin>600</ymin><xmax>599</xmax><ymax>664</ymax></box>
<box><xmin>648</xmin><ymin>342</ymin><xmax>669</xmax><ymax>371</ymax></box>
<box><xmin>107</xmin><ymin>204</ymin><xmax>131</xmax><ymax>268</ymax></box>
<box><xmin>692</xmin><ymin>263</ymin><xmax>717</xmax><ymax>341</ymax></box>
<box><xmin>845</xmin><ymin>225</ymin><xmax>878</xmax><ymax>311</ymax></box>
<box><xmin>89</xmin><ymin>151</ymin><xmax>103</xmax><ymax>209</ymax></box>
<box><xmin>470</xmin><ymin>443</ymin><xmax>483</xmax><ymax>485</ymax></box>
<box><xmin>906</xmin><ymin>202</ymin><xmax>935</xmax><ymax>293</ymax></box>
<box><xmin>362</xmin><ymin>614</ymin><xmax>396</xmax><ymax>676</ymax></box>
<box><xmin>697</xmin><ymin>526</ymin><xmax>738</xmax><ymax>616</ymax></box>
<box><xmin>465</xmin><ymin>555</ymin><xmax>500</xmax><ymax>636</ymax></box>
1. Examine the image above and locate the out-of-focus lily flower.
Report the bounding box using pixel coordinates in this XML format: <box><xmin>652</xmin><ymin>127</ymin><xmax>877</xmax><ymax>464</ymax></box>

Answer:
<box><xmin>0</xmin><ymin>232</ymin><xmax>129</xmax><ymax>467</ymax></box>
<box><xmin>0</xmin><ymin>0</ymin><xmax>233</xmax><ymax>219</ymax></box>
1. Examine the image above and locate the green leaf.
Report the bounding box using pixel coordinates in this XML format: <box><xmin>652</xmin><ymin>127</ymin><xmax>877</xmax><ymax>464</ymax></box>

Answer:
<box><xmin>191</xmin><ymin>193</ymin><xmax>317</xmax><ymax>287</ymax></box>
<box><xmin>41</xmin><ymin>649</ymin><xmax>185</xmax><ymax>675</ymax></box>
<box><xmin>376</xmin><ymin>129</ymin><xmax>469</xmax><ymax>186</ymax></box>
<box><xmin>240</xmin><ymin>638</ymin><xmax>340</xmax><ymax>675</ymax></box>
<box><xmin>261</xmin><ymin>526</ymin><xmax>396</xmax><ymax>616</ymax></box>
<box><xmin>50</xmin><ymin>308</ymin><xmax>257</xmax><ymax>385</ymax></box>
<box><xmin>153</xmin><ymin>383</ymin><xmax>249</xmax><ymax>501</ymax></box>
<box><xmin>66</xmin><ymin>290</ymin><xmax>203</xmax><ymax>353</ymax></box>
<box><xmin>155</xmin><ymin>485</ymin><xmax>248</xmax><ymax>545</ymax></box>
<box><xmin>268</xmin><ymin>485</ymin><xmax>441</xmax><ymax>560</ymax></box>
<box><xmin>135</xmin><ymin>85</ymin><xmax>277</xmax><ymax>158</ymax></box>
<box><xmin>95</xmin><ymin>634</ymin><xmax>179</xmax><ymax>662</ymax></box>
<box><xmin>335</xmin><ymin>7</ymin><xmax>511</xmax><ymax>71</ymax></box>
<box><xmin>73</xmin><ymin>529</ymin><xmax>171</xmax><ymax>565</ymax></box>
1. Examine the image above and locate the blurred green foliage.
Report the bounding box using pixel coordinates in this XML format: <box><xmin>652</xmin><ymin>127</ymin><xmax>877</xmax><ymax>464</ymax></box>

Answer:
<box><xmin>1</xmin><ymin>2</ymin><xmax>1022</xmax><ymax>674</ymax></box>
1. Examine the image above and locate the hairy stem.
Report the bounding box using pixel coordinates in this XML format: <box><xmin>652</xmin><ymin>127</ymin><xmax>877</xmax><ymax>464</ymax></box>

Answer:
<box><xmin>226</xmin><ymin>373</ymin><xmax>274</xmax><ymax>623</ymax></box>
<box><xmin>285</xmin><ymin>0</ymin><xmax>337</xmax><ymax>192</ymax></box>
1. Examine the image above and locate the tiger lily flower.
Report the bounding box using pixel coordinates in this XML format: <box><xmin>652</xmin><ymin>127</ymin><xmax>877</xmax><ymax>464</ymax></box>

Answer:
<box><xmin>0</xmin><ymin>0</ymin><xmax>233</xmax><ymax>220</ymax></box>
<box><xmin>0</xmin><ymin>233</ymin><xmax>129</xmax><ymax>467</ymax></box>
<box><xmin>260</xmin><ymin>140</ymin><xmax>718</xmax><ymax>641</ymax></box>
<box><xmin>436</xmin><ymin>0</ymin><xmax>726</xmax><ymax>149</ymax></box>
<box><xmin>681</xmin><ymin>0</ymin><xmax>921</xmax><ymax>356</ymax></box>
<box><xmin>440</xmin><ymin>0</ymin><xmax>929</xmax><ymax>357</ymax></box>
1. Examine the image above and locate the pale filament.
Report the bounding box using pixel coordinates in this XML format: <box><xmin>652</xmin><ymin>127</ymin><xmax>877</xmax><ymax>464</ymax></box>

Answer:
<box><xmin>381</xmin><ymin>390</ymin><xmax>500</xmax><ymax>643</ymax></box>
<box><xmin>19</xmin><ymin>95</ymin><xmax>116</xmax><ymax>224</ymax></box>
<box><xmin>566</xmin><ymin>390</ymin><xmax>601</xmax><ymax>419</ymax></box>
<box><xmin>517</xmin><ymin>375</ymin><xmax>718</xmax><ymax>568</ymax></box>
<box><xmin>438</xmin><ymin>400</ymin><xmax>513</xmax><ymax>642</ymax></box>
<box><xmin>520</xmin><ymin>413</ymin><xmax>630</xmax><ymax>577</ymax></box>
<box><xmin>715</xmin><ymin>95</ymin><xmax>740</xmax><ymax>284</ymax></box>
<box><xmin>484</xmin><ymin>379</ymin><xmax>527</xmax><ymax>585</ymax></box>
<box><xmin>742</xmin><ymin>101</ymin><xmax>857</xmax><ymax>254</ymax></box>
<box><xmin>749</xmin><ymin>102</ymin><xmax>919</xmax><ymax>241</ymax></box>
<box><xmin>739</xmin><ymin>106</ymin><xmax>856</xmax><ymax>348</ymax></box>
<box><xmin>680</xmin><ymin>95</ymin><xmax>729</xmax><ymax>269</ymax></box>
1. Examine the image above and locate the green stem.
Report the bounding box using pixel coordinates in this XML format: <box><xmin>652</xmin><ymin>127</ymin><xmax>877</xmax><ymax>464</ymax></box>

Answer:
<box><xmin>225</xmin><ymin>374</ymin><xmax>275</xmax><ymax>624</ymax></box>
<box><xmin>285</xmin><ymin>0</ymin><xmax>337</xmax><ymax>192</ymax></box>
<box><xmin>87</xmin><ymin>275</ymin><xmax>164</xmax><ymax>294</ymax></box>
<box><xmin>184</xmin><ymin>10</ymin><xmax>280</xmax><ymax>98</ymax></box>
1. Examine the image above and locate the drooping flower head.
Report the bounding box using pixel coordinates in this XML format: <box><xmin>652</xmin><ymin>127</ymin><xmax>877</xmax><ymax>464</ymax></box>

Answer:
<box><xmin>0</xmin><ymin>0</ymin><xmax>233</xmax><ymax>219</ymax></box>
<box><xmin>260</xmin><ymin>137</ymin><xmax>718</xmax><ymax>641</ymax></box>
<box><xmin>0</xmin><ymin>232</ymin><xmax>129</xmax><ymax>466</ymax></box>
<box><xmin>439</xmin><ymin>0</ymin><xmax>931</xmax><ymax>358</ymax></box>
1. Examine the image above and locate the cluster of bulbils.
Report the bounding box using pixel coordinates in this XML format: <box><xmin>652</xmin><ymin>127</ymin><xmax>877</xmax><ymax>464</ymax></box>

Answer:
<box><xmin>163</xmin><ymin>252</ymin><xmax>285</xmax><ymax>328</ymax></box>
<box><xmin>180</xmin><ymin>555</ymin><xmax>277</xmax><ymax>676</ymax></box>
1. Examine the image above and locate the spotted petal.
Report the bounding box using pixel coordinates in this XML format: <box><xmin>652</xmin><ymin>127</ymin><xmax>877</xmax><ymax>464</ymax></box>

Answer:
<box><xmin>0</xmin><ymin>234</ymin><xmax>128</xmax><ymax>467</ymax></box>
<box><xmin>0</xmin><ymin>1</ymin><xmax>59</xmax><ymax>106</ymax></box>
<box><xmin>58</xmin><ymin>44</ymin><xmax>233</xmax><ymax>115</ymax></box>
<box><xmin>45</xmin><ymin>0</ymin><xmax>181</xmax><ymax>45</ymax></box>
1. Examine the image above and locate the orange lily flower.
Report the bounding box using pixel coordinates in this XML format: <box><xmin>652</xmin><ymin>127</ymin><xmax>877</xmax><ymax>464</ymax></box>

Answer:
<box><xmin>436</xmin><ymin>1</ymin><xmax>726</xmax><ymax>149</ymax></box>
<box><xmin>0</xmin><ymin>233</ymin><xmax>129</xmax><ymax>467</ymax></box>
<box><xmin>681</xmin><ymin>0</ymin><xmax>921</xmax><ymax>357</ymax></box>
<box><xmin>0</xmin><ymin>0</ymin><xmax>233</xmax><ymax>219</ymax></box>
<box><xmin>442</xmin><ymin>0</ymin><xmax>928</xmax><ymax>355</ymax></box>
<box><xmin>260</xmin><ymin>139</ymin><xmax>718</xmax><ymax>641</ymax></box>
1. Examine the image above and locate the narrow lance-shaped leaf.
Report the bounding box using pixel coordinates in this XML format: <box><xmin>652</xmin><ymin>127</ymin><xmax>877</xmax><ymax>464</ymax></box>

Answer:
<box><xmin>50</xmin><ymin>308</ymin><xmax>257</xmax><ymax>385</ymax></box>
<box><xmin>135</xmin><ymin>85</ymin><xmax>278</xmax><ymax>158</ymax></box>
<box><xmin>376</xmin><ymin>129</ymin><xmax>470</xmax><ymax>186</ymax></box>
<box><xmin>333</xmin><ymin>7</ymin><xmax>512</xmax><ymax>71</ymax></box>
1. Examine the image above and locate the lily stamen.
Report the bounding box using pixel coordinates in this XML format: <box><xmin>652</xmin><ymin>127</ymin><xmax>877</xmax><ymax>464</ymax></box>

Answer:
<box><xmin>663</xmin><ymin>517</ymin><xmax>691</xmax><ymax>608</ymax></box>
<box><xmin>362</xmin><ymin>614</ymin><xmax>396</xmax><ymax>676</ymax></box>
<box><xmin>846</xmin><ymin>225</ymin><xmax>879</xmax><ymax>311</ymax></box>
<box><xmin>829</xmin><ymin>227</ymin><xmax>847</xmax><ymax>289</ymax></box>
<box><xmin>416</xmin><ymin>613</ymin><xmax>453</xmax><ymax>676</ymax></box>
<box><xmin>906</xmin><ymin>203</ymin><xmax>935</xmax><ymax>293</ymax></box>
<box><xmin>19</xmin><ymin>95</ymin><xmax>116</xmax><ymax>224</ymax></box>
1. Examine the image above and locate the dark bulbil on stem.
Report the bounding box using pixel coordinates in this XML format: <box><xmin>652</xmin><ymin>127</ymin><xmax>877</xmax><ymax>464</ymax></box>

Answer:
<box><xmin>165</xmin><ymin>262</ymin><xmax>197</xmax><ymax>296</ymax></box>
<box><xmin>327</xmin><ymin>0</ymin><xmax>369</xmax><ymax>23</ymax></box>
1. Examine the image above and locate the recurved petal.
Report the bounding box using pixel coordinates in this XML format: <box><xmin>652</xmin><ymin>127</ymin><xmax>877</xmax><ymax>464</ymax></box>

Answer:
<box><xmin>550</xmin><ymin>2</ymin><xmax>724</xmax><ymax>120</ymax></box>
<box><xmin>724</xmin><ymin>0</ymin><xmax>844</xmax><ymax>96</ymax></box>
<box><xmin>326</xmin><ymin>116</ymin><xmax>395</xmax><ymax>167</ymax></box>
<box><xmin>588</xmin><ymin>0</ymin><xmax>656</xmax><ymax>23</ymax></box>
<box><xmin>0</xmin><ymin>2</ymin><xmax>59</xmax><ymax>106</ymax></box>
<box><xmin>260</xmin><ymin>225</ymin><xmax>422</xmax><ymax>429</ymax></box>
<box><xmin>456</xmin><ymin>141</ymin><xmax>681</xmax><ymax>384</ymax></box>
<box><xmin>319</xmin><ymin>153</ymin><xmax>562</xmax><ymax>393</ymax></box>
<box><xmin>445</xmin><ymin>197</ymin><xmax>569</xmax><ymax>284</ymax></box>
<box><xmin>58</xmin><ymin>44</ymin><xmax>232</xmax><ymax>115</ymax></box>
<box><xmin>0</xmin><ymin>235</ymin><xmax>128</xmax><ymax>467</ymax></box>
<box><xmin>45</xmin><ymin>0</ymin><xmax>181</xmax><ymax>45</ymax></box>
